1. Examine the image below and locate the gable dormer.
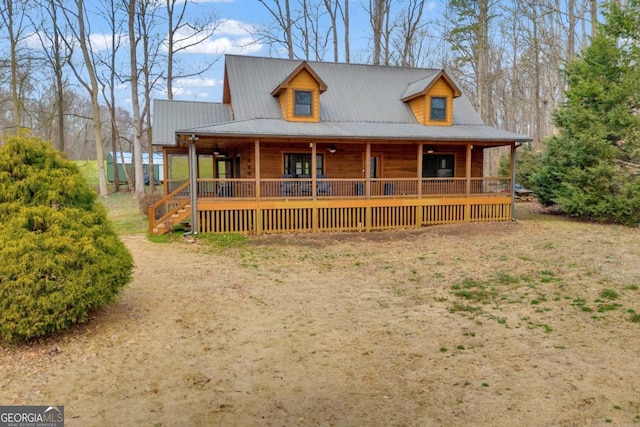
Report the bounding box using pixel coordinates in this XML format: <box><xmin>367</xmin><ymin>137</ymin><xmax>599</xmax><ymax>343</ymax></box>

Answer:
<box><xmin>402</xmin><ymin>71</ymin><xmax>462</xmax><ymax>126</ymax></box>
<box><xmin>271</xmin><ymin>61</ymin><xmax>328</xmax><ymax>123</ymax></box>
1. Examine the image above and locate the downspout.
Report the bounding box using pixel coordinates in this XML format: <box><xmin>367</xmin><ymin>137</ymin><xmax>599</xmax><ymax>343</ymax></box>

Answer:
<box><xmin>189</xmin><ymin>134</ymin><xmax>199</xmax><ymax>236</ymax></box>
<box><xmin>511</xmin><ymin>142</ymin><xmax>517</xmax><ymax>221</ymax></box>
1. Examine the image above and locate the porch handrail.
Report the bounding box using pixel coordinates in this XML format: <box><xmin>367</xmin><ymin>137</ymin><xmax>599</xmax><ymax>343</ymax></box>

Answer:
<box><xmin>148</xmin><ymin>181</ymin><xmax>191</xmax><ymax>234</ymax></box>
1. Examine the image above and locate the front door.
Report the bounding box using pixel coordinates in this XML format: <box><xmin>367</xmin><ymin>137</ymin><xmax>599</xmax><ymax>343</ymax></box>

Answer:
<box><xmin>216</xmin><ymin>159</ymin><xmax>233</xmax><ymax>178</ymax></box>
<box><xmin>216</xmin><ymin>158</ymin><xmax>234</xmax><ymax>197</ymax></box>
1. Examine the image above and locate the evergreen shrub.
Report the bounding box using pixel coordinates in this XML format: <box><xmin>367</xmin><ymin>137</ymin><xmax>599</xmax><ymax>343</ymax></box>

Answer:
<box><xmin>0</xmin><ymin>135</ymin><xmax>133</xmax><ymax>342</ymax></box>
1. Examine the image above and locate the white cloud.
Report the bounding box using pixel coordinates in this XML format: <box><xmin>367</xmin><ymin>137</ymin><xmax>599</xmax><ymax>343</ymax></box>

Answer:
<box><xmin>169</xmin><ymin>19</ymin><xmax>262</xmax><ymax>55</ymax></box>
<box><xmin>217</xmin><ymin>19</ymin><xmax>256</xmax><ymax>36</ymax></box>
<box><xmin>174</xmin><ymin>77</ymin><xmax>222</xmax><ymax>88</ymax></box>
<box><xmin>179</xmin><ymin>36</ymin><xmax>262</xmax><ymax>55</ymax></box>
<box><xmin>23</xmin><ymin>30</ymin><xmax>127</xmax><ymax>53</ymax></box>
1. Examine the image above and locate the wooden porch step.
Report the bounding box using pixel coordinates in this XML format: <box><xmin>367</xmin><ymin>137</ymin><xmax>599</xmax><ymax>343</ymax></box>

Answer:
<box><xmin>151</xmin><ymin>204</ymin><xmax>192</xmax><ymax>235</ymax></box>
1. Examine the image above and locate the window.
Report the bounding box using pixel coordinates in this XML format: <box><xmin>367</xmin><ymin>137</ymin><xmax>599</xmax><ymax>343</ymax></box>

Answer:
<box><xmin>370</xmin><ymin>156</ymin><xmax>379</xmax><ymax>178</ymax></box>
<box><xmin>294</xmin><ymin>90</ymin><xmax>313</xmax><ymax>116</ymax></box>
<box><xmin>423</xmin><ymin>154</ymin><xmax>454</xmax><ymax>178</ymax></box>
<box><xmin>430</xmin><ymin>97</ymin><xmax>447</xmax><ymax>121</ymax></box>
<box><xmin>284</xmin><ymin>153</ymin><xmax>324</xmax><ymax>177</ymax></box>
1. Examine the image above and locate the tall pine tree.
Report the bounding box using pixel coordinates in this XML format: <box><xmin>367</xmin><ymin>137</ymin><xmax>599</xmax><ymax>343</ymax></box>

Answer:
<box><xmin>533</xmin><ymin>0</ymin><xmax>640</xmax><ymax>226</ymax></box>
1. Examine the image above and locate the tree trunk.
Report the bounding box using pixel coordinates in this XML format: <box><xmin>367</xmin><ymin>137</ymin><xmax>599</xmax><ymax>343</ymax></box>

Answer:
<box><xmin>344</xmin><ymin>0</ymin><xmax>349</xmax><ymax>63</ymax></box>
<box><xmin>52</xmin><ymin>0</ymin><xmax>65</xmax><ymax>152</ymax></box>
<box><xmin>477</xmin><ymin>0</ymin><xmax>490</xmax><ymax>124</ymax></box>
<box><xmin>77</xmin><ymin>0</ymin><xmax>108</xmax><ymax>196</ymax></box>
<box><xmin>127</xmin><ymin>0</ymin><xmax>145</xmax><ymax>197</ymax></box>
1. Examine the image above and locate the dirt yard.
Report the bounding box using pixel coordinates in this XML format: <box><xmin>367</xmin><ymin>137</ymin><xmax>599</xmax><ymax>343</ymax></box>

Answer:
<box><xmin>2</xmin><ymin>206</ymin><xmax>640</xmax><ymax>426</ymax></box>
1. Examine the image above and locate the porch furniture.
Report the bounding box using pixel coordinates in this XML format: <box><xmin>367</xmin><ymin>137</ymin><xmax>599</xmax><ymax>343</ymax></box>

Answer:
<box><xmin>317</xmin><ymin>175</ymin><xmax>332</xmax><ymax>196</ymax></box>
<box><xmin>281</xmin><ymin>175</ymin><xmax>296</xmax><ymax>197</ymax></box>
<box><xmin>298</xmin><ymin>174</ymin><xmax>312</xmax><ymax>196</ymax></box>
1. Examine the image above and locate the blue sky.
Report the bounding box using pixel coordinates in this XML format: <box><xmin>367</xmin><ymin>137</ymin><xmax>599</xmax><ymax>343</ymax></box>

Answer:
<box><xmin>152</xmin><ymin>0</ymin><xmax>439</xmax><ymax>104</ymax></box>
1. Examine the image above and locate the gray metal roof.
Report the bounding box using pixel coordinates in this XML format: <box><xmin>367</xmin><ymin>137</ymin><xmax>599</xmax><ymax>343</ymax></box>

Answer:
<box><xmin>183</xmin><ymin>118</ymin><xmax>530</xmax><ymax>142</ymax></box>
<box><xmin>401</xmin><ymin>71</ymin><xmax>440</xmax><ymax>100</ymax></box>
<box><xmin>153</xmin><ymin>99</ymin><xmax>231</xmax><ymax>145</ymax></box>
<box><xmin>153</xmin><ymin>55</ymin><xmax>530</xmax><ymax>146</ymax></box>
<box><xmin>107</xmin><ymin>152</ymin><xmax>163</xmax><ymax>164</ymax></box>
<box><xmin>224</xmin><ymin>55</ymin><xmax>484</xmax><ymax>125</ymax></box>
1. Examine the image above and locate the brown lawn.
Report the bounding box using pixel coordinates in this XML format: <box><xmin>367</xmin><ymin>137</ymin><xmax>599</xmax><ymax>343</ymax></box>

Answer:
<box><xmin>2</xmin><ymin>205</ymin><xmax>640</xmax><ymax>426</ymax></box>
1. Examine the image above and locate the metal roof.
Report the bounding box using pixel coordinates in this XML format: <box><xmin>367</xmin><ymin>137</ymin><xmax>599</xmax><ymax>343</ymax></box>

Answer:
<box><xmin>401</xmin><ymin>71</ymin><xmax>440</xmax><ymax>100</ymax></box>
<box><xmin>183</xmin><ymin>119</ymin><xmax>530</xmax><ymax>142</ymax></box>
<box><xmin>224</xmin><ymin>55</ymin><xmax>485</xmax><ymax>124</ymax></box>
<box><xmin>153</xmin><ymin>99</ymin><xmax>231</xmax><ymax>145</ymax></box>
<box><xmin>107</xmin><ymin>152</ymin><xmax>163</xmax><ymax>164</ymax></box>
<box><xmin>153</xmin><ymin>55</ymin><xmax>530</xmax><ymax>146</ymax></box>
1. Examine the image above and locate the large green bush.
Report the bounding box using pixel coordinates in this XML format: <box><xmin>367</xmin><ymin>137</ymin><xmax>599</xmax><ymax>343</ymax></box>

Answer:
<box><xmin>0</xmin><ymin>135</ymin><xmax>133</xmax><ymax>342</ymax></box>
<box><xmin>532</xmin><ymin>1</ymin><xmax>640</xmax><ymax>226</ymax></box>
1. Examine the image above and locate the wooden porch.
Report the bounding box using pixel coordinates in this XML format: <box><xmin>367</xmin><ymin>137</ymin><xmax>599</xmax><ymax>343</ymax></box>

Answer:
<box><xmin>149</xmin><ymin>176</ymin><xmax>513</xmax><ymax>235</ymax></box>
<box><xmin>148</xmin><ymin>139</ymin><xmax>516</xmax><ymax>235</ymax></box>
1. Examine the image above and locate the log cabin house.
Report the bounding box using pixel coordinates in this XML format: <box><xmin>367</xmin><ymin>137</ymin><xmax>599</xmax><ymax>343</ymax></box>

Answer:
<box><xmin>150</xmin><ymin>55</ymin><xmax>530</xmax><ymax>235</ymax></box>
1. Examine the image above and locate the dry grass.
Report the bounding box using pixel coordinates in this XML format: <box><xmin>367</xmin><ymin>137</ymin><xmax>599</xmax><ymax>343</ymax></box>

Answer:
<box><xmin>1</xmin><ymin>204</ymin><xmax>640</xmax><ymax>426</ymax></box>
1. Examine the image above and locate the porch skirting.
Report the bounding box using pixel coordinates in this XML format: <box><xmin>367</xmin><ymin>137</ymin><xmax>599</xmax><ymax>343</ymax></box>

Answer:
<box><xmin>195</xmin><ymin>196</ymin><xmax>512</xmax><ymax>234</ymax></box>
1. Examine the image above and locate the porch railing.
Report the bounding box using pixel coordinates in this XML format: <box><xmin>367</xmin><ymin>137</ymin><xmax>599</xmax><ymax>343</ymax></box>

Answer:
<box><xmin>164</xmin><ymin>177</ymin><xmax>512</xmax><ymax>199</ymax></box>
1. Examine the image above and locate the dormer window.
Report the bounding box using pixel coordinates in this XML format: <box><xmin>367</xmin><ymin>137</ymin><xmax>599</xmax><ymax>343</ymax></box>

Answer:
<box><xmin>294</xmin><ymin>90</ymin><xmax>313</xmax><ymax>116</ymax></box>
<box><xmin>272</xmin><ymin>62</ymin><xmax>327</xmax><ymax>122</ymax></box>
<box><xmin>430</xmin><ymin>97</ymin><xmax>447</xmax><ymax>121</ymax></box>
<box><xmin>402</xmin><ymin>71</ymin><xmax>461</xmax><ymax>126</ymax></box>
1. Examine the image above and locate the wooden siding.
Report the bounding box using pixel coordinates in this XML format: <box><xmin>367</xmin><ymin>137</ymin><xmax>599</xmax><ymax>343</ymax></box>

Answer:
<box><xmin>425</xmin><ymin>78</ymin><xmax>454</xmax><ymax>126</ymax></box>
<box><xmin>254</xmin><ymin>143</ymin><xmax>484</xmax><ymax>179</ymax></box>
<box><xmin>405</xmin><ymin>76</ymin><xmax>456</xmax><ymax>126</ymax></box>
<box><xmin>408</xmin><ymin>97</ymin><xmax>425</xmax><ymax>124</ymax></box>
<box><xmin>278</xmin><ymin>69</ymin><xmax>321</xmax><ymax>122</ymax></box>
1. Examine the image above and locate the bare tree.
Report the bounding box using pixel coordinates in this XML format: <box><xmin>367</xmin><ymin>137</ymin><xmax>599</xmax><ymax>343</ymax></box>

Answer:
<box><xmin>31</xmin><ymin>0</ymin><xmax>70</xmax><ymax>152</ymax></box>
<box><xmin>96</xmin><ymin>0</ymin><xmax>126</xmax><ymax>192</ymax></box>
<box><xmin>445</xmin><ymin>0</ymin><xmax>497</xmax><ymax>124</ymax></box>
<box><xmin>367</xmin><ymin>0</ymin><xmax>392</xmax><ymax>65</ymax></box>
<box><xmin>343</xmin><ymin>0</ymin><xmax>349</xmax><ymax>62</ymax></box>
<box><xmin>323</xmin><ymin>0</ymin><xmax>340</xmax><ymax>61</ymax></box>
<box><xmin>139</xmin><ymin>0</ymin><xmax>164</xmax><ymax>192</ymax></box>
<box><xmin>125</xmin><ymin>0</ymin><xmax>144</xmax><ymax>197</ymax></box>
<box><xmin>391</xmin><ymin>0</ymin><xmax>426</xmax><ymax>67</ymax></box>
<box><xmin>57</xmin><ymin>0</ymin><xmax>109</xmax><ymax>196</ymax></box>
<box><xmin>0</xmin><ymin>0</ymin><xmax>30</xmax><ymax>132</ymax></box>
<box><xmin>256</xmin><ymin>0</ymin><xmax>295</xmax><ymax>59</ymax></box>
<box><xmin>165</xmin><ymin>0</ymin><xmax>221</xmax><ymax>100</ymax></box>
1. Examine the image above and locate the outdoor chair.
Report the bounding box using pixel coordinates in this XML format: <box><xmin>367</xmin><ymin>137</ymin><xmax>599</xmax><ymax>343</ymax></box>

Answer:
<box><xmin>280</xmin><ymin>174</ymin><xmax>296</xmax><ymax>197</ymax></box>
<box><xmin>316</xmin><ymin>174</ymin><xmax>332</xmax><ymax>196</ymax></box>
<box><xmin>298</xmin><ymin>174</ymin><xmax>311</xmax><ymax>196</ymax></box>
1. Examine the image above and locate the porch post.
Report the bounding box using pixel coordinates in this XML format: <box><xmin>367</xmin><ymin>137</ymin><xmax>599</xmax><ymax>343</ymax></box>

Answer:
<box><xmin>365</xmin><ymin>142</ymin><xmax>371</xmax><ymax>232</ymax></box>
<box><xmin>311</xmin><ymin>142</ymin><xmax>318</xmax><ymax>232</ymax></box>
<box><xmin>254</xmin><ymin>141</ymin><xmax>261</xmax><ymax>199</ymax></box>
<box><xmin>417</xmin><ymin>144</ymin><xmax>423</xmax><ymax>199</ymax></box>
<box><xmin>511</xmin><ymin>142</ymin><xmax>516</xmax><ymax>221</ymax></box>
<box><xmin>465</xmin><ymin>143</ymin><xmax>472</xmax><ymax>196</ymax></box>
<box><xmin>188</xmin><ymin>135</ymin><xmax>198</xmax><ymax>236</ymax></box>
<box><xmin>464</xmin><ymin>143</ymin><xmax>472</xmax><ymax>222</ymax></box>
<box><xmin>255</xmin><ymin>140</ymin><xmax>262</xmax><ymax>234</ymax></box>
<box><xmin>162</xmin><ymin>147</ymin><xmax>169</xmax><ymax>195</ymax></box>
<box><xmin>311</xmin><ymin>142</ymin><xmax>317</xmax><ymax>201</ymax></box>
<box><xmin>365</xmin><ymin>142</ymin><xmax>371</xmax><ymax>199</ymax></box>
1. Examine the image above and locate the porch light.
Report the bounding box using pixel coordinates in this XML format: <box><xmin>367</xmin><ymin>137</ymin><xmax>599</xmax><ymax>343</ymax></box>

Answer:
<box><xmin>426</xmin><ymin>147</ymin><xmax>435</xmax><ymax>154</ymax></box>
<box><xmin>328</xmin><ymin>144</ymin><xmax>337</xmax><ymax>153</ymax></box>
<box><xmin>213</xmin><ymin>145</ymin><xmax>221</xmax><ymax>155</ymax></box>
